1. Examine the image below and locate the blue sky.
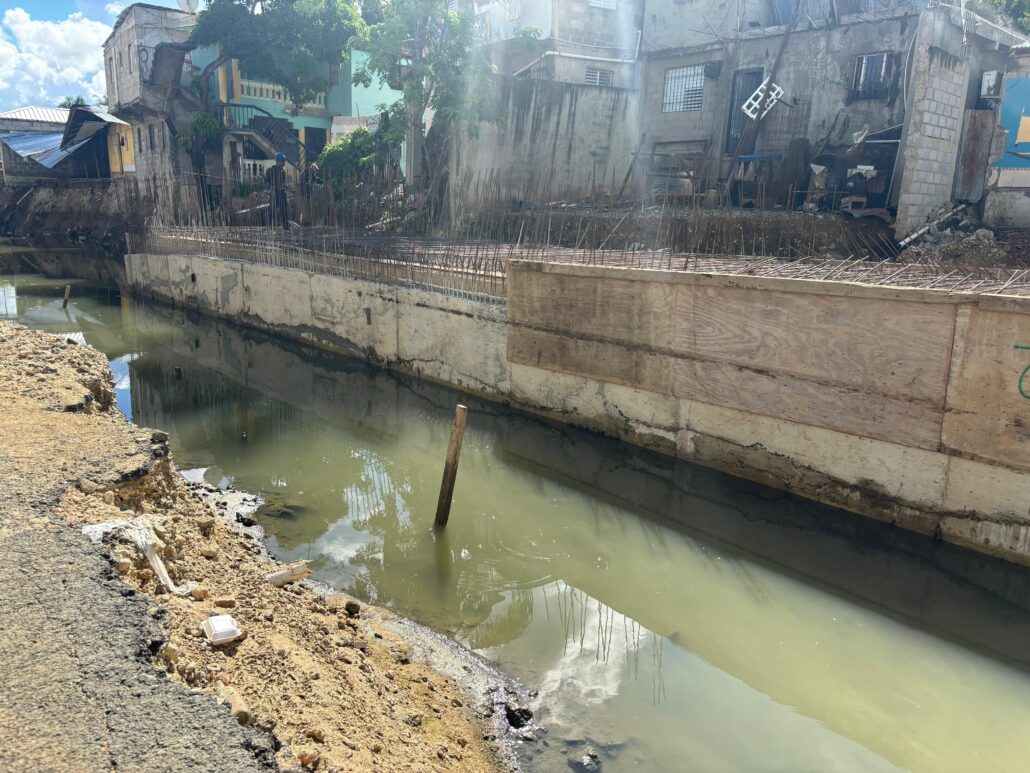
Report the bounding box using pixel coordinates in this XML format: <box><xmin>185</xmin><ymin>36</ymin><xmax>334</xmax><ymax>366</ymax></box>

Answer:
<box><xmin>0</xmin><ymin>0</ymin><xmax>182</xmax><ymax>112</ymax></box>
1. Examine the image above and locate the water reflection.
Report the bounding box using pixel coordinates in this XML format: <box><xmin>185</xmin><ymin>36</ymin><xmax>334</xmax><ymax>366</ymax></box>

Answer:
<box><xmin>7</xmin><ymin>272</ymin><xmax>1030</xmax><ymax>772</ymax></box>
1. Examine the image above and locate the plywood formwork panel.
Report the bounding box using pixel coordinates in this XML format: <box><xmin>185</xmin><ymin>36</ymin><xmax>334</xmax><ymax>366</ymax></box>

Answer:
<box><xmin>509</xmin><ymin>266</ymin><xmax>956</xmax><ymax>449</ymax></box>
<box><xmin>669</xmin><ymin>357</ymin><xmax>944</xmax><ymax>449</ymax></box>
<box><xmin>508</xmin><ymin>270</ymin><xmax>678</xmax><ymax>349</ymax></box>
<box><xmin>677</xmin><ymin>284</ymin><xmax>955</xmax><ymax>403</ymax></box>
<box><xmin>942</xmin><ymin>305</ymin><xmax>1030</xmax><ymax>471</ymax></box>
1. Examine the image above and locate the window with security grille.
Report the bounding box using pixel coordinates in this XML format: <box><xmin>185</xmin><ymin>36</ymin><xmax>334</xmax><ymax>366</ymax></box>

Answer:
<box><xmin>663</xmin><ymin>66</ymin><xmax>704</xmax><ymax>112</ymax></box>
<box><xmin>847</xmin><ymin>52</ymin><xmax>894</xmax><ymax>102</ymax></box>
<box><xmin>585</xmin><ymin>68</ymin><xmax>614</xmax><ymax>87</ymax></box>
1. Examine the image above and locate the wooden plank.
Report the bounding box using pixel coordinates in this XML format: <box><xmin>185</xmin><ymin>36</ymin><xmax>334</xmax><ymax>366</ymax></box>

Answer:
<box><xmin>942</xmin><ymin>307</ymin><xmax>1030</xmax><ymax>470</ymax></box>
<box><xmin>675</xmin><ymin>284</ymin><xmax>955</xmax><ymax>403</ymax></box>
<box><xmin>954</xmin><ymin>110</ymin><xmax>995</xmax><ymax>202</ymax></box>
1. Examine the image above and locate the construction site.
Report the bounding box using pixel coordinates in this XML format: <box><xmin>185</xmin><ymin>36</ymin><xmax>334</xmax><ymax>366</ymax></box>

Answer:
<box><xmin>2</xmin><ymin>0</ymin><xmax>1030</xmax><ymax>771</ymax></box>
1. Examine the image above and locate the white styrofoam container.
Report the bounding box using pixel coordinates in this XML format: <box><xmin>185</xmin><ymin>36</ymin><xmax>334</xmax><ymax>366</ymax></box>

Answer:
<box><xmin>201</xmin><ymin>614</ymin><xmax>244</xmax><ymax>645</ymax></box>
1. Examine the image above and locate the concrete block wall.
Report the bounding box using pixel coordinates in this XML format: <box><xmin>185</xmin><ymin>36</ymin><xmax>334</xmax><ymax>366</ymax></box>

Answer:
<box><xmin>126</xmin><ymin>251</ymin><xmax>1030</xmax><ymax>565</ymax></box>
<box><xmin>895</xmin><ymin>15</ymin><xmax>970</xmax><ymax>235</ymax></box>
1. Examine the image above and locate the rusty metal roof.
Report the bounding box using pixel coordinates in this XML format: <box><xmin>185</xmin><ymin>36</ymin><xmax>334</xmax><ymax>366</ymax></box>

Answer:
<box><xmin>0</xmin><ymin>107</ymin><xmax>70</xmax><ymax>125</ymax></box>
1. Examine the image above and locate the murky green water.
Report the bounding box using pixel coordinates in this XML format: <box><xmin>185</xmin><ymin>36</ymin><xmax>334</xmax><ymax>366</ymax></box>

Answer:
<box><xmin>7</xmin><ymin>272</ymin><xmax>1030</xmax><ymax>772</ymax></box>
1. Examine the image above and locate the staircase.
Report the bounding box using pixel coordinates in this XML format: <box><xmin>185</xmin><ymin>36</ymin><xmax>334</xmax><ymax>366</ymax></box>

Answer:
<box><xmin>216</xmin><ymin>103</ymin><xmax>318</xmax><ymax>168</ymax></box>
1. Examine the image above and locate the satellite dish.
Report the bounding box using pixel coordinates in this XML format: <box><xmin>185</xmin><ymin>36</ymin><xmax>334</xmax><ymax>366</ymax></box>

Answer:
<box><xmin>178</xmin><ymin>0</ymin><xmax>200</xmax><ymax>12</ymax></box>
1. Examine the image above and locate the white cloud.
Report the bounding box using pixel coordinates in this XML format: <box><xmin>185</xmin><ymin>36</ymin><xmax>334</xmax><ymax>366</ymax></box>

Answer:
<box><xmin>0</xmin><ymin>8</ymin><xmax>112</xmax><ymax>109</ymax></box>
<box><xmin>104</xmin><ymin>3</ymin><xmax>126</xmax><ymax>16</ymax></box>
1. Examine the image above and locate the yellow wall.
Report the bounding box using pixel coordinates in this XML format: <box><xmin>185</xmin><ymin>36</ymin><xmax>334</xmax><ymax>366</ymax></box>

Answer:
<box><xmin>218</xmin><ymin>64</ymin><xmax>229</xmax><ymax>103</ymax></box>
<box><xmin>231</xmin><ymin>60</ymin><xmax>242</xmax><ymax>104</ymax></box>
<box><xmin>107</xmin><ymin>123</ymin><xmax>136</xmax><ymax>174</ymax></box>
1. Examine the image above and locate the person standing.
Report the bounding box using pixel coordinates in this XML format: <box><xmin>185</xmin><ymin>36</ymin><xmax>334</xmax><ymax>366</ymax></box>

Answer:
<box><xmin>264</xmin><ymin>152</ymin><xmax>290</xmax><ymax>231</ymax></box>
<box><xmin>298</xmin><ymin>162</ymin><xmax>322</xmax><ymax>226</ymax></box>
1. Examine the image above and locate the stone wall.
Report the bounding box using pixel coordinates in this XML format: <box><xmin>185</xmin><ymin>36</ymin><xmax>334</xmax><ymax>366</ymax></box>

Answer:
<box><xmin>125</xmin><ymin>252</ymin><xmax>1030</xmax><ymax>565</ymax></box>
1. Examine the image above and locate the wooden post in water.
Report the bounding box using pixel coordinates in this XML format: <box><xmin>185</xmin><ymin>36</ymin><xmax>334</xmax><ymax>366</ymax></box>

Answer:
<box><xmin>434</xmin><ymin>404</ymin><xmax>468</xmax><ymax>528</ymax></box>
<box><xmin>62</xmin><ymin>284</ymin><xmax>71</xmax><ymax>309</ymax></box>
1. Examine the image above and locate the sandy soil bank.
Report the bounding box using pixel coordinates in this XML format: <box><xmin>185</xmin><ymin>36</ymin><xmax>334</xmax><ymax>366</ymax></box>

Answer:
<box><xmin>0</xmin><ymin>320</ymin><xmax>525</xmax><ymax>772</ymax></box>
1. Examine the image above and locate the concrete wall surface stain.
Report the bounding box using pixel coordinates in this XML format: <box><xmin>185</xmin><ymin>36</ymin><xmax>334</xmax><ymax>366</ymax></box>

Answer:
<box><xmin>452</xmin><ymin>76</ymin><xmax>640</xmax><ymax>207</ymax></box>
<box><xmin>126</xmin><ymin>253</ymin><xmax>1030</xmax><ymax>564</ymax></box>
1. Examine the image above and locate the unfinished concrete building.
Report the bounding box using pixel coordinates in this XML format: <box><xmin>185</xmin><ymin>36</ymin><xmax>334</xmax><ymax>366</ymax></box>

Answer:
<box><xmin>639</xmin><ymin>0</ymin><xmax>1026</xmax><ymax>236</ymax></box>
<box><xmin>466</xmin><ymin>0</ymin><xmax>645</xmax><ymax>86</ymax></box>
<box><xmin>104</xmin><ymin>3</ymin><xmax>197</xmax><ymax>186</ymax></box>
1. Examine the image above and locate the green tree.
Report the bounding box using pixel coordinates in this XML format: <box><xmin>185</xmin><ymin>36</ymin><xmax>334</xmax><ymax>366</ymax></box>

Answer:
<box><xmin>316</xmin><ymin>124</ymin><xmax>402</xmax><ymax>223</ymax></box>
<box><xmin>58</xmin><ymin>95</ymin><xmax>87</xmax><ymax>108</ymax></box>
<box><xmin>177</xmin><ymin>112</ymin><xmax>224</xmax><ymax>211</ymax></box>
<box><xmin>352</xmin><ymin>0</ymin><xmax>495</xmax><ymax>208</ymax></box>
<box><xmin>974</xmin><ymin>0</ymin><xmax>1030</xmax><ymax>32</ymax></box>
<box><xmin>191</xmin><ymin>0</ymin><xmax>362</xmax><ymax>109</ymax></box>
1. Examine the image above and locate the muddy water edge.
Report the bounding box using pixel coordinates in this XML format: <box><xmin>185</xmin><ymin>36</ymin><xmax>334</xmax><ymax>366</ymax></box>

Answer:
<box><xmin>8</xmin><ymin>272</ymin><xmax>1030</xmax><ymax>773</ymax></box>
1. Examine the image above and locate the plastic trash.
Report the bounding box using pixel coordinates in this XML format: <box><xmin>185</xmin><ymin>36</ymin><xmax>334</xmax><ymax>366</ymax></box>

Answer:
<box><xmin>202</xmin><ymin>614</ymin><xmax>245</xmax><ymax>645</ymax></box>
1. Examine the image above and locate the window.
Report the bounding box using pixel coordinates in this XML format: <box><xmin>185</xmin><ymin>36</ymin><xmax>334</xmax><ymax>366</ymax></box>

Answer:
<box><xmin>128</xmin><ymin>45</ymin><xmax>133</xmax><ymax>74</ymax></box>
<box><xmin>588</xmin><ymin>0</ymin><xmax>617</xmax><ymax>8</ymax></box>
<box><xmin>663</xmin><ymin>65</ymin><xmax>704</xmax><ymax>112</ymax></box>
<box><xmin>848</xmin><ymin>53</ymin><xmax>894</xmax><ymax>102</ymax></box>
<box><xmin>585</xmin><ymin>68</ymin><xmax>614</xmax><ymax>87</ymax></box>
<box><xmin>148</xmin><ymin>124</ymin><xmax>155</xmax><ymax>152</ymax></box>
<box><xmin>136</xmin><ymin>127</ymin><xmax>143</xmax><ymax>155</ymax></box>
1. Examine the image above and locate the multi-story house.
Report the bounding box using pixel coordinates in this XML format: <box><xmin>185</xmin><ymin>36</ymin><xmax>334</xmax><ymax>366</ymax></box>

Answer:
<box><xmin>104</xmin><ymin>3</ymin><xmax>401</xmax><ymax>201</ymax></box>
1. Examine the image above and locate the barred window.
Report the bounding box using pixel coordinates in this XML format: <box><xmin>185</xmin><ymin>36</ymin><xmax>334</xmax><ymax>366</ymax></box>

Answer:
<box><xmin>663</xmin><ymin>65</ymin><xmax>704</xmax><ymax>112</ymax></box>
<box><xmin>585</xmin><ymin>68</ymin><xmax>614</xmax><ymax>87</ymax></box>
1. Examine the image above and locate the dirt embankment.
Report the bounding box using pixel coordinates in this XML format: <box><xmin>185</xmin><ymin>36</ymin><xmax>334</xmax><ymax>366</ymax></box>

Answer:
<box><xmin>0</xmin><ymin>320</ymin><xmax>520</xmax><ymax>773</ymax></box>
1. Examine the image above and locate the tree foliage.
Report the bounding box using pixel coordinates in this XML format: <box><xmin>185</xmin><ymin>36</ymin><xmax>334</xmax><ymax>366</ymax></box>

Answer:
<box><xmin>316</xmin><ymin>126</ymin><xmax>389</xmax><ymax>184</ymax></box>
<box><xmin>58</xmin><ymin>95</ymin><xmax>88</xmax><ymax>108</ymax></box>
<box><xmin>973</xmin><ymin>0</ymin><xmax>1030</xmax><ymax>32</ymax></box>
<box><xmin>352</xmin><ymin>0</ymin><xmax>495</xmax><ymax>197</ymax></box>
<box><xmin>192</xmin><ymin>0</ymin><xmax>362</xmax><ymax>108</ymax></box>
<box><xmin>177</xmin><ymin>112</ymin><xmax>223</xmax><ymax>154</ymax></box>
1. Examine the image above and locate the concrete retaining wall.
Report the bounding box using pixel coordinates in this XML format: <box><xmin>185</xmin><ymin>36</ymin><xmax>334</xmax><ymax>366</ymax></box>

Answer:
<box><xmin>125</xmin><ymin>252</ymin><xmax>1030</xmax><ymax>564</ymax></box>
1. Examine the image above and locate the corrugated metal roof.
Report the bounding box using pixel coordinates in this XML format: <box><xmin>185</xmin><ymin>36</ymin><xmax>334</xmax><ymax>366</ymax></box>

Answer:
<box><xmin>87</xmin><ymin>110</ymin><xmax>128</xmax><ymax>126</ymax></box>
<box><xmin>0</xmin><ymin>107</ymin><xmax>70</xmax><ymax>125</ymax></box>
<box><xmin>0</xmin><ymin>130</ymin><xmax>92</xmax><ymax>169</ymax></box>
<box><xmin>62</xmin><ymin>108</ymin><xmax>126</xmax><ymax>149</ymax></box>
<box><xmin>35</xmin><ymin>138</ymin><xmax>92</xmax><ymax>169</ymax></box>
<box><xmin>0</xmin><ymin>131</ymin><xmax>64</xmax><ymax>158</ymax></box>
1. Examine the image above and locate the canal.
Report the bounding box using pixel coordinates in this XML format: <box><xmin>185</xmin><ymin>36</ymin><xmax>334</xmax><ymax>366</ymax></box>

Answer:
<box><xmin>6</xmin><ymin>273</ymin><xmax>1030</xmax><ymax>772</ymax></box>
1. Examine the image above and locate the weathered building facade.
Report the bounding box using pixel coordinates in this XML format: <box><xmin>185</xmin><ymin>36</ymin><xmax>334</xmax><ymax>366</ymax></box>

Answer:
<box><xmin>639</xmin><ymin>0</ymin><xmax>1023</xmax><ymax>235</ymax></box>
<box><xmin>103</xmin><ymin>3</ymin><xmax>196</xmax><ymax>186</ymax></box>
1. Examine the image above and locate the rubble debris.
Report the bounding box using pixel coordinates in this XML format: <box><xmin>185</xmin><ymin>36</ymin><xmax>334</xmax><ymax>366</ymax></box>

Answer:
<box><xmin>265</xmin><ymin>560</ymin><xmax>311</xmax><ymax>587</ymax></box>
